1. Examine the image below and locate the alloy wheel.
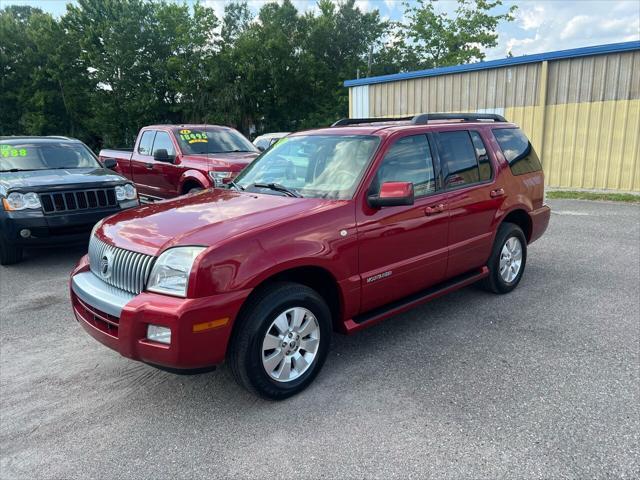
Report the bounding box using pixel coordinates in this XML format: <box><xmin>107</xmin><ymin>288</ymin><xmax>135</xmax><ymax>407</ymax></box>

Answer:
<box><xmin>261</xmin><ymin>307</ymin><xmax>320</xmax><ymax>382</ymax></box>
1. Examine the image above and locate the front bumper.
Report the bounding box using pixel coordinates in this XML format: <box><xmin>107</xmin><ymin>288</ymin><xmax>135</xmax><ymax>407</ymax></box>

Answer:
<box><xmin>70</xmin><ymin>257</ymin><xmax>250</xmax><ymax>370</ymax></box>
<box><xmin>0</xmin><ymin>202</ymin><xmax>136</xmax><ymax>246</ymax></box>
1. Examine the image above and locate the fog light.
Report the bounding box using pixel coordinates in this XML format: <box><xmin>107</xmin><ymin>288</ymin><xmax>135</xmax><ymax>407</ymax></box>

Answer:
<box><xmin>20</xmin><ymin>229</ymin><xmax>31</xmax><ymax>238</ymax></box>
<box><xmin>147</xmin><ymin>325</ymin><xmax>171</xmax><ymax>344</ymax></box>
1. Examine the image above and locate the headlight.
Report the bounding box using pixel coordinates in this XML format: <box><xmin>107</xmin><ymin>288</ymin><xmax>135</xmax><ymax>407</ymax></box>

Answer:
<box><xmin>124</xmin><ymin>183</ymin><xmax>137</xmax><ymax>200</ymax></box>
<box><xmin>115</xmin><ymin>184</ymin><xmax>137</xmax><ymax>201</ymax></box>
<box><xmin>2</xmin><ymin>192</ymin><xmax>41</xmax><ymax>211</ymax></box>
<box><xmin>208</xmin><ymin>171</ymin><xmax>233</xmax><ymax>185</ymax></box>
<box><xmin>146</xmin><ymin>246</ymin><xmax>205</xmax><ymax>297</ymax></box>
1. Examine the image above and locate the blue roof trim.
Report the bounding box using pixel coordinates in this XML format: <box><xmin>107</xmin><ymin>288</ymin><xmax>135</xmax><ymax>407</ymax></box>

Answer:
<box><xmin>344</xmin><ymin>41</ymin><xmax>640</xmax><ymax>87</ymax></box>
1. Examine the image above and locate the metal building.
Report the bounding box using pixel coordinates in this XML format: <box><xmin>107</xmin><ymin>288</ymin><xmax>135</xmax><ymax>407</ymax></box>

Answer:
<box><xmin>345</xmin><ymin>42</ymin><xmax>640</xmax><ymax>192</ymax></box>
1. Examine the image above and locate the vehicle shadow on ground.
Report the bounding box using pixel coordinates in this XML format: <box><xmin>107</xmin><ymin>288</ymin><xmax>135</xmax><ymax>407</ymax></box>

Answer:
<box><xmin>95</xmin><ymin>276</ymin><xmax>523</xmax><ymax>415</ymax></box>
<box><xmin>1</xmin><ymin>244</ymin><xmax>87</xmax><ymax>270</ymax></box>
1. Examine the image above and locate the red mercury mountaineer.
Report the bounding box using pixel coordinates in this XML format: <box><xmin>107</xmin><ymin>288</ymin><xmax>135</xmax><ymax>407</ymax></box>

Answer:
<box><xmin>99</xmin><ymin>124</ymin><xmax>259</xmax><ymax>202</ymax></box>
<box><xmin>71</xmin><ymin>113</ymin><xmax>551</xmax><ymax>399</ymax></box>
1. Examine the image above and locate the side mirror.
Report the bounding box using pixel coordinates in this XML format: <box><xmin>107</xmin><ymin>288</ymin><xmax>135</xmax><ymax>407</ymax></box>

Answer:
<box><xmin>368</xmin><ymin>181</ymin><xmax>414</xmax><ymax>208</ymax></box>
<box><xmin>153</xmin><ymin>149</ymin><xmax>174</xmax><ymax>163</ymax></box>
<box><xmin>103</xmin><ymin>158</ymin><xmax>117</xmax><ymax>170</ymax></box>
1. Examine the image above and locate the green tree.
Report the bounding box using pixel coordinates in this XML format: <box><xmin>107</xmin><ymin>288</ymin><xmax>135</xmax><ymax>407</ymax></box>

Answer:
<box><xmin>0</xmin><ymin>6</ymin><xmax>91</xmax><ymax>139</ymax></box>
<box><xmin>301</xmin><ymin>0</ymin><xmax>387</xmax><ymax>126</ymax></box>
<box><xmin>399</xmin><ymin>0</ymin><xmax>516</xmax><ymax>70</ymax></box>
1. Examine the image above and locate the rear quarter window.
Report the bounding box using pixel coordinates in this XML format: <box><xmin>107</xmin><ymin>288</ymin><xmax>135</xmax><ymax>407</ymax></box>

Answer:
<box><xmin>493</xmin><ymin>128</ymin><xmax>542</xmax><ymax>175</ymax></box>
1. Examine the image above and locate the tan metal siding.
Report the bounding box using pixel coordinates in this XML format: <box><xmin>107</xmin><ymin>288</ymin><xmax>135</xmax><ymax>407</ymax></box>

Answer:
<box><xmin>368</xmin><ymin>63</ymin><xmax>540</xmax><ymax>116</ymax></box>
<box><xmin>547</xmin><ymin>51</ymin><xmax>640</xmax><ymax>104</ymax></box>
<box><xmin>353</xmin><ymin>49</ymin><xmax>640</xmax><ymax>191</ymax></box>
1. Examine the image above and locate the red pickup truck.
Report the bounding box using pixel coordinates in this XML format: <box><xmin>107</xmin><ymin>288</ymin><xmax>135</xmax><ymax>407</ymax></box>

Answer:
<box><xmin>99</xmin><ymin>125</ymin><xmax>259</xmax><ymax>202</ymax></box>
<box><xmin>71</xmin><ymin>113</ymin><xmax>550</xmax><ymax>399</ymax></box>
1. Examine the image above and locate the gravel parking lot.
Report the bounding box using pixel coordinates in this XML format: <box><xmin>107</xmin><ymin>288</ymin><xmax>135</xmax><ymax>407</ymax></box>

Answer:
<box><xmin>1</xmin><ymin>199</ymin><xmax>638</xmax><ymax>479</ymax></box>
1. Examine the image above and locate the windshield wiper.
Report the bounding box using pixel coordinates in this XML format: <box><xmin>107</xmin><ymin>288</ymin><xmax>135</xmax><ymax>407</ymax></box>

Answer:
<box><xmin>228</xmin><ymin>180</ymin><xmax>244</xmax><ymax>191</ymax></box>
<box><xmin>247</xmin><ymin>182</ymin><xmax>302</xmax><ymax>198</ymax></box>
<box><xmin>0</xmin><ymin>168</ymin><xmax>39</xmax><ymax>173</ymax></box>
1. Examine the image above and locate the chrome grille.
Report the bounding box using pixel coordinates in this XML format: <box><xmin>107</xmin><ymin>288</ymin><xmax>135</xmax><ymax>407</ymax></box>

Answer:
<box><xmin>88</xmin><ymin>235</ymin><xmax>155</xmax><ymax>294</ymax></box>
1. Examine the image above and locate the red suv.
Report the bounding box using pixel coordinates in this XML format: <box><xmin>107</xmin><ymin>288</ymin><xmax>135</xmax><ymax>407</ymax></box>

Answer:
<box><xmin>70</xmin><ymin>113</ymin><xmax>550</xmax><ymax>399</ymax></box>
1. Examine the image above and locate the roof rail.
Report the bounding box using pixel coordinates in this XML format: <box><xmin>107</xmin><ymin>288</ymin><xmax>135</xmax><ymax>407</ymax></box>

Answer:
<box><xmin>0</xmin><ymin>135</ymin><xmax>75</xmax><ymax>141</ymax></box>
<box><xmin>331</xmin><ymin>112</ymin><xmax>506</xmax><ymax>127</ymax></box>
<box><xmin>331</xmin><ymin>116</ymin><xmax>414</xmax><ymax>127</ymax></box>
<box><xmin>411</xmin><ymin>113</ymin><xmax>507</xmax><ymax>124</ymax></box>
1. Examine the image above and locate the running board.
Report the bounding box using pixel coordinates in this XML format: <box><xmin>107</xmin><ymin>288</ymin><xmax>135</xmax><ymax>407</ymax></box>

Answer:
<box><xmin>343</xmin><ymin>266</ymin><xmax>489</xmax><ymax>334</ymax></box>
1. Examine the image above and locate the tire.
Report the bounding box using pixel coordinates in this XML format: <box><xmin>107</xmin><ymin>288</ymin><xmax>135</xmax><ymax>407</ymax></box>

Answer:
<box><xmin>481</xmin><ymin>222</ymin><xmax>527</xmax><ymax>294</ymax></box>
<box><xmin>0</xmin><ymin>238</ymin><xmax>23</xmax><ymax>266</ymax></box>
<box><xmin>188</xmin><ymin>187</ymin><xmax>203</xmax><ymax>194</ymax></box>
<box><xmin>228</xmin><ymin>282</ymin><xmax>332</xmax><ymax>400</ymax></box>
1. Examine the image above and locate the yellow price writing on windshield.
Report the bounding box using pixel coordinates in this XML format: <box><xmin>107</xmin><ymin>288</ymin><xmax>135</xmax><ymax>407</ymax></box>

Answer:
<box><xmin>0</xmin><ymin>145</ymin><xmax>27</xmax><ymax>158</ymax></box>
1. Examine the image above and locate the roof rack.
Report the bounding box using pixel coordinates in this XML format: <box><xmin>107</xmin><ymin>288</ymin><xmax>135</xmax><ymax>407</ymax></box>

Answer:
<box><xmin>0</xmin><ymin>135</ymin><xmax>75</xmax><ymax>141</ymax></box>
<box><xmin>331</xmin><ymin>112</ymin><xmax>506</xmax><ymax>127</ymax></box>
<box><xmin>331</xmin><ymin>116</ymin><xmax>414</xmax><ymax>127</ymax></box>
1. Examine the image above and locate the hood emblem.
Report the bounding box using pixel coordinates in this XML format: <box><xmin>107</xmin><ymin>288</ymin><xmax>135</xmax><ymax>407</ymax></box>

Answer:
<box><xmin>100</xmin><ymin>251</ymin><xmax>113</xmax><ymax>279</ymax></box>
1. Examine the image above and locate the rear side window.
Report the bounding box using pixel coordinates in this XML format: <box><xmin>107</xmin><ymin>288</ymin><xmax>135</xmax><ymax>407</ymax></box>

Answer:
<box><xmin>138</xmin><ymin>131</ymin><xmax>155</xmax><ymax>155</ymax></box>
<box><xmin>375</xmin><ymin>135</ymin><xmax>436</xmax><ymax>197</ymax></box>
<box><xmin>152</xmin><ymin>131</ymin><xmax>175</xmax><ymax>156</ymax></box>
<box><xmin>437</xmin><ymin>131</ymin><xmax>480</xmax><ymax>189</ymax></box>
<box><xmin>469</xmin><ymin>131</ymin><xmax>492</xmax><ymax>181</ymax></box>
<box><xmin>493</xmin><ymin>128</ymin><xmax>542</xmax><ymax>175</ymax></box>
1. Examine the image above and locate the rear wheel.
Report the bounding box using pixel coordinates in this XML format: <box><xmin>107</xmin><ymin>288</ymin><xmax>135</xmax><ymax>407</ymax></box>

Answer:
<box><xmin>482</xmin><ymin>222</ymin><xmax>527</xmax><ymax>294</ymax></box>
<box><xmin>0</xmin><ymin>238</ymin><xmax>23</xmax><ymax>266</ymax></box>
<box><xmin>228</xmin><ymin>282</ymin><xmax>332</xmax><ymax>400</ymax></box>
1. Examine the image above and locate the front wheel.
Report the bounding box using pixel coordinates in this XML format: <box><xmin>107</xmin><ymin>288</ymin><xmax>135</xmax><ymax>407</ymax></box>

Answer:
<box><xmin>228</xmin><ymin>282</ymin><xmax>332</xmax><ymax>400</ymax></box>
<box><xmin>0</xmin><ymin>238</ymin><xmax>23</xmax><ymax>266</ymax></box>
<box><xmin>481</xmin><ymin>222</ymin><xmax>527</xmax><ymax>294</ymax></box>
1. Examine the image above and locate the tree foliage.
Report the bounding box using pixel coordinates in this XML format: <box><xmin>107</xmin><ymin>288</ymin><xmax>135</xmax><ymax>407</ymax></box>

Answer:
<box><xmin>0</xmin><ymin>0</ymin><xmax>515</xmax><ymax>149</ymax></box>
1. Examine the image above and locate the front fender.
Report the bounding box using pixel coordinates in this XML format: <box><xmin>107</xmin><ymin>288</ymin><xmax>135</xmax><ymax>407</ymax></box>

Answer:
<box><xmin>179</xmin><ymin>170</ymin><xmax>211</xmax><ymax>192</ymax></box>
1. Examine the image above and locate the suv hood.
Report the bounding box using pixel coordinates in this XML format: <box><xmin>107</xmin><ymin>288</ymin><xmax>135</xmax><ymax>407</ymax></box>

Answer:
<box><xmin>184</xmin><ymin>152</ymin><xmax>259</xmax><ymax>171</ymax></box>
<box><xmin>97</xmin><ymin>189</ymin><xmax>339</xmax><ymax>256</ymax></box>
<box><xmin>0</xmin><ymin>168</ymin><xmax>126</xmax><ymax>194</ymax></box>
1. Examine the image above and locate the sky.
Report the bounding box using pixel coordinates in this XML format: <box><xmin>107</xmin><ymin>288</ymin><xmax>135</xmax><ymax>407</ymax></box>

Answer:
<box><xmin>2</xmin><ymin>0</ymin><xmax>639</xmax><ymax>61</ymax></box>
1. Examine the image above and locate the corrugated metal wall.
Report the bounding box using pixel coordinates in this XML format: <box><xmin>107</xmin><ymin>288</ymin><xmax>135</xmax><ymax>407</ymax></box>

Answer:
<box><xmin>349</xmin><ymin>50</ymin><xmax>640</xmax><ymax>192</ymax></box>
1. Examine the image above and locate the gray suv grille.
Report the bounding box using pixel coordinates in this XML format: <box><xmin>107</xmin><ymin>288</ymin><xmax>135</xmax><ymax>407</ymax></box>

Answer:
<box><xmin>88</xmin><ymin>235</ymin><xmax>155</xmax><ymax>295</ymax></box>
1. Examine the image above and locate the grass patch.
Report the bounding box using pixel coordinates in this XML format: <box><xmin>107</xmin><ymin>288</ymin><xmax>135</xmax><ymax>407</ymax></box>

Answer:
<box><xmin>547</xmin><ymin>191</ymin><xmax>640</xmax><ymax>203</ymax></box>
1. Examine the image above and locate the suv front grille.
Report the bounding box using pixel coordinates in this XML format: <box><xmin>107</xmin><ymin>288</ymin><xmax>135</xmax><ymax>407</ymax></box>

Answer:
<box><xmin>88</xmin><ymin>235</ymin><xmax>155</xmax><ymax>295</ymax></box>
<box><xmin>40</xmin><ymin>188</ymin><xmax>117</xmax><ymax>214</ymax></box>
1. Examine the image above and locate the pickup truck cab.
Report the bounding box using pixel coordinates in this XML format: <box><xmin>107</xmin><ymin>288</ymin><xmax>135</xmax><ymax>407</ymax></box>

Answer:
<box><xmin>1</xmin><ymin>136</ymin><xmax>139</xmax><ymax>265</ymax></box>
<box><xmin>71</xmin><ymin>113</ymin><xmax>551</xmax><ymax>399</ymax></box>
<box><xmin>99</xmin><ymin>125</ymin><xmax>259</xmax><ymax>203</ymax></box>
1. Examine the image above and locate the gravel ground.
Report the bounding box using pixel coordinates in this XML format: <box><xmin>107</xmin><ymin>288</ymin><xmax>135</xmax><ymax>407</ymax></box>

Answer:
<box><xmin>1</xmin><ymin>199</ymin><xmax>638</xmax><ymax>479</ymax></box>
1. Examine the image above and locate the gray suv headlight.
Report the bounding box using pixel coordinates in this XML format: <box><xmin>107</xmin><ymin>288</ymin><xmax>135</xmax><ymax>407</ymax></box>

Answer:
<box><xmin>115</xmin><ymin>184</ymin><xmax>137</xmax><ymax>201</ymax></box>
<box><xmin>2</xmin><ymin>192</ymin><xmax>41</xmax><ymax>211</ymax></box>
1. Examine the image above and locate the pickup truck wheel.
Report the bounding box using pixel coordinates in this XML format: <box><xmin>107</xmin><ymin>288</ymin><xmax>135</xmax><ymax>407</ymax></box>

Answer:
<box><xmin>482</xmin><ymin>222</ymin><xmax>527</xmax><ymax>294</ymax></box>
<box><xmin>0</xmin><ymin>238</ymin><xmax>23</xmax><ymax>266</ymax></box>
<box><xmin>228</xmin><ymin>282</ymin><xmax>332</xmax><ymax>400</ymax></box>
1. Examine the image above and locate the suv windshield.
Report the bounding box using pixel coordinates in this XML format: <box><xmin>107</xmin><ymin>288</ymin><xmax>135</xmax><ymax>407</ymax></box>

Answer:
<box><xmin>0</xmin><ymin>142</ymin><xmax>100</xmax><ymax>172</ymax></box>
<box><xmin>175</xmin><ymin>128</ymin><xmax>258</xmax><ymax>155</ymax></box>
<box><xmin>234</xmin><ymin>134</ymin><xmax>380</xmax><ymax>199</ymax></box>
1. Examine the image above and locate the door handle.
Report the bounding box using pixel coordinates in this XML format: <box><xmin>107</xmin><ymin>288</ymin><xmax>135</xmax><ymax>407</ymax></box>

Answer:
<box><xmin>490</xmin><ymin>188</ymin><xmax>505</xmax><ymax>198</ymax></box>
<box><xmin>146</xmin><ymin>163</ymin><xmax>154</xmax><ymax>170</ymax></box>
<box><xmin>425</xmin><ymin>204</ymin><xmax>445</xmax><ymax>216</ymax></box>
